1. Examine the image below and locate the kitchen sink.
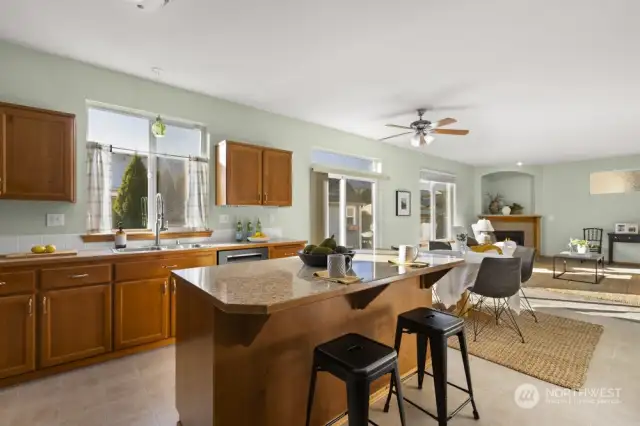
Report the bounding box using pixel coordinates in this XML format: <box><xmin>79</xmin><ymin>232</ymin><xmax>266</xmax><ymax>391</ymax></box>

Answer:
<box><xmin>111</xmin><ymin>243</ymin><xmax>214</xmax><ymax>254</ymax></box>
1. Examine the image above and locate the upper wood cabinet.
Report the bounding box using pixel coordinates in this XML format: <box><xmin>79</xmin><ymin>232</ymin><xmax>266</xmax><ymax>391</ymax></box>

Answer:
<box><xmin>0</xmin><ymin>102</ymin><xmax>76</xmax><ymax>202</ymax></box>
<box><xmin>216</xmin><ymin>141</ymin><xmax>292</xmax><ymax>206</ymax></box>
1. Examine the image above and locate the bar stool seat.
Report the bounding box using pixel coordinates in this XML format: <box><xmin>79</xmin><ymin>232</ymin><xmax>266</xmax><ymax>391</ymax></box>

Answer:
<box><xmin>384</xmin><ymin>307</ymin><xmax>480</xmax><ymax>426</ymax></box>
<box><xmin>306</xmin><ymin>333</ymin><xmax>407</xmax><ymax>426</ymax></box>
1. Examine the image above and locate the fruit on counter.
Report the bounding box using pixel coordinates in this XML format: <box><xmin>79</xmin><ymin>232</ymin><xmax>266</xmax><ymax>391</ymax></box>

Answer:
<box><xmin>45</xmin><ymin>245</ymin><xmax>57</xmax><ymax>253</ymax></box>
<box><xmin>335</xmin><ymin>245</ymin><xmax>349</xmax><ymax>254</ymax></box>
<box><xmin>311</xmin><ymin>246</ymin><xmax>334</xmax><ymax>255</ymax></box>
<box><xmin>31</xmin><ymin>245</ymin><xmax>46</xmax><ymax>254</ymax></box>
<box><xmin>303</xmin><ymin>244</ymin><xmax>317</xmax><ymax>254</ymax></box>
<box><xmin>319</xmin><ymin>235</ymin><xmax>337</xmax><ymax>250</ymax></box>
<box><xmin>252</xmin><ymin>231</ymin><xmax>268</xmax><ymax>238</ymax></box>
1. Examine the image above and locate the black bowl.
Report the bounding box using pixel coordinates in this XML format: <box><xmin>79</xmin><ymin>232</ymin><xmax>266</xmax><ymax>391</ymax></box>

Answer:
<box><xmin>297</xmin><ymin>250</ymin><xmax>356</xmax><ymax>267</ymax></box>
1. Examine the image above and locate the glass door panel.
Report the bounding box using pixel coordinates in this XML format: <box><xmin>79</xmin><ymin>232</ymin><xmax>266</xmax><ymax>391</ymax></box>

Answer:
<box><xmin>434</xmin><ymin>183</ymin><xmax>449</xmax><ymax>240</ymax></box>
<box><xmin>345</xmin><ymin>179</ymin><xmax>374</xmax><ymax>249</ymax></box>
<box><xmin>420</xmin><ymin>189</ymin><xmax>432</xmax><ymax>242</ymax></box>
<box><xmin>327</xmin><ymin>177</ymin><xmax>341</xmax><ymax>244</ymax></box>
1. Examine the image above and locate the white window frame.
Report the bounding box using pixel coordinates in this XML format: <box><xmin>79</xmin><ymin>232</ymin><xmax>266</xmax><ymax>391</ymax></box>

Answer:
<box><xmin>87</xmin><ymin>104</ymin><xmax>208</xmax><ymax>232</ymax></box>
<box><xmin>420</xmin><ymin>179</ymin><xmax>456</xmax><ymax>241</ymax></box>
<box><xmin>324</xmin><ymin>173</ymin><xmax>377</xmax><ymax>249</ymax></box>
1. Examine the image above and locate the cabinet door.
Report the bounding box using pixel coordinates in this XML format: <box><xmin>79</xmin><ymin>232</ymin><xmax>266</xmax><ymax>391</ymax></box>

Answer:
<box><xmin>269</xmin><ymin>244</ymin><xmax>305</xmax><ymax>259</ymax></box>
<box><xmin>40</xmin><ymin>284</ymin><xmax>112</xmax><ymax>368</ymax></box>
<box><xmin>114</xmin><ymin>279</ymin><xmax>170</xmax><ymax>350</ymax></box>
<box><xmin>0</xmin><ymin>294</ymin><xmax>35</xmax><ymax>379</ymax></box>
<box><xmin>225</xmin><ymin>143</ymin><xmax>263</xmax><ymax>205</ymax></box>
<box><xmin>262</xmin><ymin>149</ymin><xmax>292</xmax><ymax>206</ymax></box>
<box><xmin>0</xmin><ymin>105</ymin><xmax>75</xmax><ymax>201</ymax></box>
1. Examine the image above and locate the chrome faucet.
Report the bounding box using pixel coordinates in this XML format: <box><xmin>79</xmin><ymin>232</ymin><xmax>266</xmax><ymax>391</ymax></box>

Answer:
<box><xmin>155</xmin><ymin>193</ymin><xmax>168</xmax><ymax>246</ymax></box>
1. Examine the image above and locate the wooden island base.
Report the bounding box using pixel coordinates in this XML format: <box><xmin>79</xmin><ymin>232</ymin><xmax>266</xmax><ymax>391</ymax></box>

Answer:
<box><xmin>175</xmin><ymin>275</ymin><xmax>433</xmax><ymax>426</ymax></box>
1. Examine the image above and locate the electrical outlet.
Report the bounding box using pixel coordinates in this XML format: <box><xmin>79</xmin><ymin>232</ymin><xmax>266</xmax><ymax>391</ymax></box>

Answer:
<box><xmin>219</xmin><ymin>214</ymin><xmax>229</xmax><ymax>224</ymax></box>
<box><xmin>46</xmin><ymin>213</ymin><xmax>65</xmax><ymax>227</ymax></box>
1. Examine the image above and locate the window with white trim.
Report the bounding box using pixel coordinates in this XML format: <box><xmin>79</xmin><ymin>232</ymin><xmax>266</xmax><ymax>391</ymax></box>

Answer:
<box><xmin>420</xmin><ymin>170</ymin><xmax>456</xmax><ymax>241</ymax></box>
<box><xmin>87</xmin><ymin>106</ymin><xmax>209</xmax><ymax>231</ymax></box>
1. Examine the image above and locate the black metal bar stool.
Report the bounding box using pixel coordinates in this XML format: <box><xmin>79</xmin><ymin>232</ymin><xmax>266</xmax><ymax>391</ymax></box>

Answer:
<box><xmin>305</xmin><ymin>333</ymin><xmax>407</xmax><ymax>426</ymax></box>
<box><xmin>383</xmin><ymin>307</ymin><xmax>480</xmax><ymax>426</ymax></box>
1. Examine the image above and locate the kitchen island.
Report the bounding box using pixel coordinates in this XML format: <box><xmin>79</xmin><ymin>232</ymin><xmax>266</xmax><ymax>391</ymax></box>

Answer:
<box><xmin>172</xmin><ymin>250</ymin><xmax>464</xmax><ymax>426</ymax></box>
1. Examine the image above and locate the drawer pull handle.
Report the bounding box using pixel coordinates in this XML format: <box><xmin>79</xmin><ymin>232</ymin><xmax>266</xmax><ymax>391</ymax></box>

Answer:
<box><xmin>28</xmin><ymin>297</ymin><xmax>33</xmax><ymax>316</ymax></box>
<box><xmin>0</xmin><ymin>281</ymin><xmax>5</xmax><ymax>286</ymax></box>
<box><xmin>69</xmin><ymin>274</ymin><xmax>89</xmax><ymax>279</ymax></box>
<box><xmin>163</xmin><ymin>281</ymin><xmax>168</xmax><ymax>294</ymax></box>
<box><xmin>162</xmin><ymin>265</ymin><xmax>178</xmax><ymax>269</ymax></box>
<box><xmin>172</xmin><ymin>279</ymin><xmax>177</xmax><ymax>294</ymax></box>
<box><xmin>42</xmin><ymin>296</ymin><xmax>48</xmax><ymax>315</ymax></box>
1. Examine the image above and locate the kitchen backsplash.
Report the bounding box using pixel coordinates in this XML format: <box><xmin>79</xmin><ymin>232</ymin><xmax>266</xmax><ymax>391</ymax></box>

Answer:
<box><xmin>0</xmin><ymin>228</ymin><xmax>284</xmax><ymax>254</ymax></box>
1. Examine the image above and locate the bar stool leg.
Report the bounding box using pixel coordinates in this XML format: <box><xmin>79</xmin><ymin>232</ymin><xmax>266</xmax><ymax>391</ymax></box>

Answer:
<box><xmin>383</xmin><ymin>323</ymin><xmax>403</xmax><ymax>413</ymax></box>
<box><xmin>346</xmin><ymin>379</ymin><xmax>370</xmax><ymax>426</ymax></box>
<box><xmin>305</xmin><ymin>363</ymin><xmax>318</xmax><ymax>426</ymax></box>
<box><xmin>457</xmin><ymin>331</ymin><xmax>480</xmax><ymax>420</ymax></box>
<box><xmin>430</xmin><ymin>335</ymin><xmax>448</xmax><ymax>426</ymax></box>
<box><xmin>392</xmin><ymin>365</ymin><xmax>407</xmax><ymax>426</ymax></box>
<box><xmin>416</xmin><ymin>333</ymin><xmax>428</xmax><ymax>389</ymax></box>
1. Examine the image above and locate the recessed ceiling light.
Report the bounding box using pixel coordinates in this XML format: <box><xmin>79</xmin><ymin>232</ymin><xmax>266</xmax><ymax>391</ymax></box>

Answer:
<box><xmin>516</xmin><ymin>162</ymin><xmax>523</xmax><ymax>167</ymax></box>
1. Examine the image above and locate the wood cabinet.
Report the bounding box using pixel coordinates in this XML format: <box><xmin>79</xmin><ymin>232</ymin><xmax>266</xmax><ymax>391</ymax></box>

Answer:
<box><xmin>0</xmin><ymin>102</ymin><xmax>75</xmax><ymax>202</ymax></box>
<box><xmin>216</xmin><ymin>140</ymin><xmax>292</xmax><ymax>206</ymax></box>
<box><xmin>171</xmin><ymin>276</ymin><xmax>177</xmax><ymax>337</ymax></box>
<box><xmin>39</xmin><ymin>284</ymin><xmax>111</xmax><ymax>368</ymax></box>
<box><xmin>269</xmin><ymin>243</ymin><xmax>305</xmax><ymax>259</ymax></box>
<box><xmin>0</xmin><ymin>294</ymin><xmax>35</xmax><ymax>379</ymax></box>
<box><xmin>114</xmin><ymin>279</ymin><xmax>170</xmax><ymax>350</ymax></box>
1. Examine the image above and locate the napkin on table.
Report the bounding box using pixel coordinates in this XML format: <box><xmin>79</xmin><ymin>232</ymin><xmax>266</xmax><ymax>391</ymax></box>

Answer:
<box><xmin>313</xmin><ymin>270</ymin><xmax>361</xmax><ymax>284</ymax></box>
<box><xmin>388</xmin><ymin>259</ymin><xmax>430</xmax><ymax>268</ymax></box>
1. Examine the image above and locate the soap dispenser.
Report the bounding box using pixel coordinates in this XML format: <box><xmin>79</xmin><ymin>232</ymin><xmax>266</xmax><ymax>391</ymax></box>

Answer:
<box><xmin>115</xmin><ymin>222</ymin><xmax>127</xmax><ymax>249</ymax></box>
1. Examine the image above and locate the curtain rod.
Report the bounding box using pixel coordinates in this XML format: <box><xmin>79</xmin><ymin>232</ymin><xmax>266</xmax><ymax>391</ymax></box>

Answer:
<box><xmin>89</xmin><ymin>142</ymin><xmax>208</xmax><ymax>162</ymax></box>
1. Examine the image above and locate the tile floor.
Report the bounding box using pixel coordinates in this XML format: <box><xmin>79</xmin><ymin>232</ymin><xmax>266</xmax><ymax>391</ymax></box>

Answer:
<box><xmin>1</xmin><ymin>289</ymin><xmax>639</xmax><ymax>426</ymax></box>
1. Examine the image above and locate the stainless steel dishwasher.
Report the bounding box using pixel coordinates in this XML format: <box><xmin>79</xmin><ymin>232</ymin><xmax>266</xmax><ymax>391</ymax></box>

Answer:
<box><xmin>217</xmin><ymin>247</ymin><xmax>269</xmax><ymax>264</ymax></box>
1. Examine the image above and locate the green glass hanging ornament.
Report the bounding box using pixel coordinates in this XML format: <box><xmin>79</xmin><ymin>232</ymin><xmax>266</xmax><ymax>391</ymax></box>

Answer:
<box><xmin>151</xmin><ymin>115</ymin><xmax>166</xmax><ymax>137</ymax></box>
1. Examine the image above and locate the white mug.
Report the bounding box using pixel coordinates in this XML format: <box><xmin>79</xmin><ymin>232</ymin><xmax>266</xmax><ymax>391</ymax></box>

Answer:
<box><xmin>398</xmin><ymin>245</ymin><xmax>420</xmax><ymax>263</ymax></box>
<box><xmin>327</xmin><ymin>254</ymin><xmax>353</xmax><ymax>278</ymax></box>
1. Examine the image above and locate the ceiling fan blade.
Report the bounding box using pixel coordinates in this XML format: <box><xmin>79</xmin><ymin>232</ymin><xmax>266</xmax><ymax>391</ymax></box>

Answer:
<box><xmin>385</xmin><ymin>124</ymin><xmax>413</xmax><ymax>130</ymax></box>
<box><xmin>432</xmin><ymin>129</ymin><xmax>469</xmax><ymax>135</ymax></box>
<box><xmin>379</xmin><ymin>131</ymin><xmax>413</xmax><ymax>141</ymax></box>
<box><xmin>434</xmin><ymin>117</ymin><xmax>457</xmax><ymax>127</ymax></box>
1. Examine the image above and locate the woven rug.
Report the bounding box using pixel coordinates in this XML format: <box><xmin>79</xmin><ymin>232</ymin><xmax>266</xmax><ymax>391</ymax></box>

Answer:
<box><xmin>449</xmin><ymin>311</ymin><xmax>603</xmax><ymax>389</ymax></box>
<box><xmin>537</xmin><ymin>288</ymin><xmax>640</xmax><ymax>307</ymax></box>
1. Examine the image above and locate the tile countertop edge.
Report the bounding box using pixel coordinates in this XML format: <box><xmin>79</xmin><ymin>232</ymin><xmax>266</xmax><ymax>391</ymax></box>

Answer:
<box><xmin>0</xmin><ymin>239</ymin><xmax>307</xmax><ymax>268</ymax></box>
<box><xmin>173</xmin><ymin>257</ymin><xmax>465</xmax><ymax>315</ymax></box>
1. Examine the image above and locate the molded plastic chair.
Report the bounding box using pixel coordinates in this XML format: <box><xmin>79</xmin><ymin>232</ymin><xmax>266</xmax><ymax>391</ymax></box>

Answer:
<box><xmin>513</xmin><ymin>246</ymin><xmax>538</xmax><ymax>322</ymax></box>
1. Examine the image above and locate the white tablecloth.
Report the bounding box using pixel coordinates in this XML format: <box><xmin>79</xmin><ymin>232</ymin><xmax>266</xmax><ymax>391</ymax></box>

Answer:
<box><xmin>430</xmin><ymin>250</ymin><xmax>521</xmax><ymax>313</ymax></box>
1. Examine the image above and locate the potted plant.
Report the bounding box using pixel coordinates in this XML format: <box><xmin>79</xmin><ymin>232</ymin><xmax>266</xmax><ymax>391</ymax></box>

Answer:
<box><xmin>570</xmin><ymin>239</ymin><xmax>590</xmax><ymax>254</ymax></box>
<box><xmin>510</xmin><ymin>202</ymin><xmax>524</xmax><ymax>215</ymax></box>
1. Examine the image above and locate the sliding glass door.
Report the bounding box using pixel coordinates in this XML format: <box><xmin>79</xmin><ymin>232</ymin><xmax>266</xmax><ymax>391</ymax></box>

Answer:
<box><xmin>325</xmin><ymin>175</ymin><xmax>376</xmax><ymax>249</ymax></box>
<box><xmin>420</xmin><ymin>181</ymin><xmax>456</xmax><ymax>241</ymax></box>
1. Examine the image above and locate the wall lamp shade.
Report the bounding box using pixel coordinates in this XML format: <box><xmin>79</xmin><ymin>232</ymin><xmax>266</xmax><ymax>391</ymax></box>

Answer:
<box><xmin>475</xmin><ymin>219</ymin><xmax>494</xmax><ymax>232</ymax></box>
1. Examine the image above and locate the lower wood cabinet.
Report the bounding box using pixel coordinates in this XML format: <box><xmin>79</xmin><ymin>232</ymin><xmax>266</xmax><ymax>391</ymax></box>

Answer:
<box><xmin>39</xmin><ymin>284</ymin><xmax>112</xmax><ymax>368</ymax></box>
<box><xmin>0</xmin><ymin>294</ymin><xmax>35</xmax><ymax>379</ymax></box>
<box><xmin>171</xmin><ymin>277</ymin><xmax>177</xmax><ymax>338</ymax></box>
<box><xmin>115</xmin><ymin>279</ymin><xmax>170</xmax><ymax>350</ymax></box>
<box><xmin>269</xmin><ymin>244</ymin><xmax>305</xmax><ymax>259</ymax></box>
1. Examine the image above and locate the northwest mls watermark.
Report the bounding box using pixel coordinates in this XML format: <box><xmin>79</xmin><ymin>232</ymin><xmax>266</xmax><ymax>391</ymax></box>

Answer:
<box><xmin>514</xmin><ymin>383</ymin><xmax>622</xmax><ymax>409</ymax></box>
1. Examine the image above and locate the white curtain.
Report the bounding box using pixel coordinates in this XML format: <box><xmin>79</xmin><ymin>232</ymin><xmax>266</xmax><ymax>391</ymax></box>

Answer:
<box><xmin>186</xmin><ymin>157</ymin><xmax>209</xmax><ymax>229</ymax></box>
<box><xmin>86</xmin><ymin>142</ymin><xmax>113</xmax><ymax>233</ymax></box>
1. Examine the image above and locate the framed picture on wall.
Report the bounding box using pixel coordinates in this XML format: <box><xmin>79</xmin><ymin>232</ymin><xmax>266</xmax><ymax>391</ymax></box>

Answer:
<box><xmin>396</xmin><ymin>190</ymin><xmax>411</xmax><ymax>216</ymax></box>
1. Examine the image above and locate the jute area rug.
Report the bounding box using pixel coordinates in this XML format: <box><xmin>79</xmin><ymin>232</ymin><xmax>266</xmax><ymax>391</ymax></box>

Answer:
<box><xmin>449</xmin><ymin>311</ymin><xmax>603</xmax><ymax>389</ymax></box>
<box><xmin>537</xmin><ymin>288</ymin><xmax>640</xmax><ymax>307</ymax></box>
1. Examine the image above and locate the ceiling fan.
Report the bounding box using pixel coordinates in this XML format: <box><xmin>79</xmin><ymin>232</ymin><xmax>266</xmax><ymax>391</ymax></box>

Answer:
<box><xmin>380</xmin><ymin>108</ymin><xmax>469</xmax><ymax>147</ymax></box>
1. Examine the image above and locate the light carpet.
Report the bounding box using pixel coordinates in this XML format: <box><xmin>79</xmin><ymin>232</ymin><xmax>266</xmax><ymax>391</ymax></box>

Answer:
<box><xmin>449</xmin><ymin>311</ymin><xmax>603</xmax><ymax>389</ymax></box>
<box><xmin>537</xmin><ymin>288</ymin><xmax>640</xmax><ymax>307</ymax></box>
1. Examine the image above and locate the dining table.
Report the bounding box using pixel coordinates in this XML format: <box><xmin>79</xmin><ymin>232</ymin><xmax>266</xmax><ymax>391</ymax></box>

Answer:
<box><xmin>428</xmin><ymin>246</ymin><xmax>521</xmax><ymax>313</ymax></box>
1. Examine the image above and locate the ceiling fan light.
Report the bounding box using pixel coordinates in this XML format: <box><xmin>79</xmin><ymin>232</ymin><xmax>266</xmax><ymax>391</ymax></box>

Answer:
<box><xmin>410</xmin><ymin>133</ymin><xmax>421</xmax><ymax>147</ymax></box>
<box><xmin>426</xmin><ymin>134</ymin><xmax>435</xmax><ymax>145</ymax></box>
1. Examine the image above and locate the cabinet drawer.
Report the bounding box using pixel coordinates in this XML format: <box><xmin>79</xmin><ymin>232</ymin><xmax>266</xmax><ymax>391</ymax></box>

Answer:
<box><xmin>41</xmin><ymin>264</ymin><xmax>112</xmax><ymax>290</ymax></box>
<box><xmin>115</xmin><ymin>255</ymin><xmax>215</xmax><ymax>282</ymax></box>
<box><xmin>269</xmin><ymin>244</ymin><xmax>305</xmax><ymax>259</ymax></box>
<box><xmin>0</xmin><ymin>271</ymin><xmax>36</xmax><ymax>296</ymax></box>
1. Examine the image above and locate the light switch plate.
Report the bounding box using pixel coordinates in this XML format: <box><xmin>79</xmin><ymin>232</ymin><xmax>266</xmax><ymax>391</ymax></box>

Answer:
<box><xmin>219</xmin><ymin>214</ymin><xmax>229</xmax><ymax>224</ymax></box>
<box><xmin>46</xmin><ymin>213</ymin><xmax>65</xmax><ymax>227</ymax></box>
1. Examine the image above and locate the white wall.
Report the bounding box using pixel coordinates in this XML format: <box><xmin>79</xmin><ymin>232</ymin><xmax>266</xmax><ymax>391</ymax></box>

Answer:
<box><xmin>0</xmin><ymin>40</ymin><xmax>476</xmax><ymax>247</ymax></box>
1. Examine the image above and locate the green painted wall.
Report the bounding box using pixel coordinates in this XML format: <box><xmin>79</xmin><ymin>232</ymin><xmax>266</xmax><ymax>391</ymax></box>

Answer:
<box><xmin>0</xmin><ymin>40</ymin><xmax>475</xmax><ymax>247</ymax></box>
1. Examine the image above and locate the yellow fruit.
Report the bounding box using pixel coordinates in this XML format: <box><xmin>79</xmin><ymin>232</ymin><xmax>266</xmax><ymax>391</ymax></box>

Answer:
<box><xmin>45</xmin><ymin>245</ymin><xmax>57</xmax><ymax>253</ymax></box>
<box><xmin>31</xmin><ymin>245</ymin><xmax>46</xmax><ymax>254</ymax></box>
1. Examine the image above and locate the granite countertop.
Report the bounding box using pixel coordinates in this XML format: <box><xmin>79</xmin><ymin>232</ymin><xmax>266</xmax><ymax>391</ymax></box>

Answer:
<box><xmin>0</xmin><ymin>239</ymin><xmax>306</xmax><ymax>268</ymax></box>
<box><xmin>172</xmin><ymin>250</ymin><xmax>464</xmax><ymax>315</ymax></box>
